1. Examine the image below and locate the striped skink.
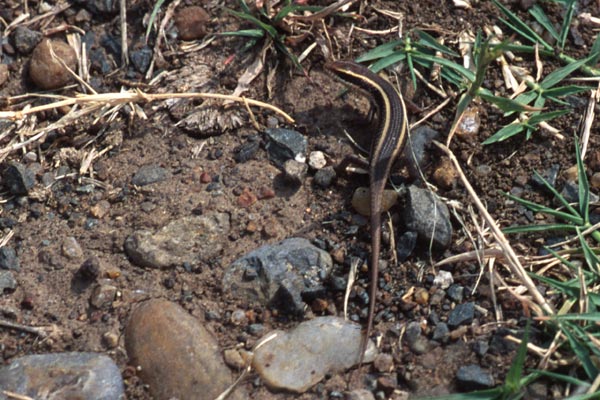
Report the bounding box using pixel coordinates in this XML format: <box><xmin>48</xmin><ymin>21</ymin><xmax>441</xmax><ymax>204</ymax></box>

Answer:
<box><xmin>325</xmin><ymin>60</ymin><xmax>409</xmax><ymax>366</ymax></box>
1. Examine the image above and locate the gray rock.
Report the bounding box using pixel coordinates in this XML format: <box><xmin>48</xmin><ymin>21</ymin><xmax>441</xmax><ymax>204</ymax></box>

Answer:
<box><xmin>404</xmin><ymin>126</ymin><xmax>439</xmax><ymax>180</ymax></box>
<box><xmin>222</xmin><ymin>237</ymin><xmax>332</xmax><ymax>314</ymax></box>
<box><xmin>252</xmin><ymin>316</ymin><xmax>376</xmax><ymax>393</ymax></box>
<box><xmin>13</xmin><ymin>26</ymin><xmax>42</xmax><ymax>54</ymax></box>
<box><xmin>131</xmin><ymin>164</ymin><xmax>170</xmax><ymax>186</ymax></box>
<box><xmin>447</xmin><ymin>284</ymin><xmax>464</xmax><ymax>303</ymax></box>
<box><xmin>125</xmin><ymin>299</ymin><xmax>246</xmax><ymax>400</ymax></box>
<box><xmin>447</xmin><ymin>302</ymin><xmax>475</xmax><ymax>328</ymax></box>
<box><xmin>396</xmin><ymin>231</ymin><xmax>417</xmax><ymax>262</ymax></box>
<box><xmin>456</xmin><ymin>364</ymin><xmax>494</xmax><ymax>390</ymax></box>
<box><xmin>0</xmin><ymin>270</ymin><xmax>17</xmax><ymax>292</ymax></box>
<box><xmin>472</xmin><ymin>340</ymin><xmax>489</xmax><ymax>356</ymax></box>
<box><xmin>0</xmin><ymin>247</ymin><xmax>20</xmax><ymax>271</ymax></box>
<box><xmin>432</xmin><ymin>322</ymin><xmax>449</xmax><ymax>343</ymax></box>
<box><xmin>0</xmin><ymin>352</ymin><xmax>124</xmax><ymax>400</ymax></box>
<box><xmin>62</xmin><ymin>236</ymin><xmax>84</xmax><ymax>260</ymax></box>
<box><xmin>130</xmin><ymin>46</ymin><xmax>152</xmax><ymax>73</ymax></box>
<box><xmin>283</xmin><ymin>159</ymin><xmax>308</xmax><ymax>185</ymax></box>
<box><xmin>561</xmin><ymin>180</ymin><xmax>599</xmax><ymax>204</ymax></box>
<box><xmin>89</xmin><ymin>282</ymin><xmax>117</xmax><ymax>309</ymax></box>
<box><xmin>346</xmin><ymin>389</ymin><xmax>376</xmax><ymax>400</ymax></box>
<box><xmin>125</xmin><ymin>213</ymin><xmax>230</xmax><ymax>269</ymax></box>
<box><xmin>404</xmin><ymin>321</ymin><xmax>429</xmax><ymax>354</ymax></box>
<box><xmin>264</xmin><ymin>128</ymin><xmax>307</xmax><ymax>167</ymax></box>
<box><xmin>532</xmin><ymin>164</ymin><xmax>559</xmax><ymax>188</ymax></box>
<box><xmin>400</xmin><ymin>185</ymin><xmax>452</xmax><ymax>250</ymax></box>
<box><xmin>3</xmin><ymin>162</ymin><xmax>35</xmax><ymax>195</ymax></box>
<box><xmin>314</xmin><ymin>166</ymin><xmax>336</xmax><ymax>188</ymax></box>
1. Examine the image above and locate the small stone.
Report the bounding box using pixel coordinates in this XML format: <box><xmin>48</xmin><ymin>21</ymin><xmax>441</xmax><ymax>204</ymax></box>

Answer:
<box><xmin>3</xmin><ymin>162</ymin><xmax>35</xmax><ymax>195</ymax></box>
<box><xmin>264</xmin><ymin>128</ymin><xmax>307</xmax><ymax>167</ymax></box>
<box><xmin>200</xmin><ymin>171</ymin><xmax>212</xmax><ymax>183</ymax></box>
<box><xmin>130</xmin><ymin>46</ymin><xmax>152</xmax><ymax>73</ymax></box>
<box><xmin>248</xmin><ymin>323</ymin><xmax>265</xmax><ymax>336</ymax></box>
<box><xmin>564</xmin><ymin>165</ymin><xmax>578</xmax><ymax>182</ymax></box>
<box><xmin>283</xmin><ymin>159</ymin><xmax>308</xmax><ymax>184</ymax></box>
<box><xmin>62</xmin><ymin>236</ymin><xmax>84</xmax><ymax>260</ymax></box>
<box><xmin>431</xmin><ymin>322</ymin><xmax>449</xmax><ymax>343</ymax></box>
<box><xmin>89</xmin><ymin>283</ymin><xmax>117</xmax><ymax>309</ymax></box>
<box><xmin>404</xmin><ymin>126</ymin><xmax>440</xmax><ymax>178</ymax></box>
<box><xmin>258</xmin><ymin>186</ymin><xmax>275</xmax><ymax>199</ymax></box>
<box><xmin>456</xmin><ymin>365</ymin><xmax>494</xmax><ymax>390</ymax></box>
<box><xmin>396</xmin><ymin>231</ymin><xmax>417</xmax><ymax>262</ymax></box>
<box><xmin>313</xmin><ymin>166</ymin><xmax>336</xmax><ymax>188</ymax></box>
<box><xmin>472</xmin><ymin>340</ymin><xmax>489</xmax><ymax>356</ymax></box>
<box><xmin>102</xmin><ymin>331</ymin><xmax>119</xmax><ymax>349</ymax></box>
<box><xmin>78</xmin><ymin>256</ymin><xmax>101</xmax><ymax>280</ymax></box>
<box><xmin>90</xmin><ymin>200</ymin><xmax>110</xmax><ymax>219</ymax></box>
<box><xmin>13</xmin><ymin>26</ymin><xmax>42</xmax><ymax>54</ymax></box>
<box><xmin>432</xmin><ymin>156</ymin><xmax>457</xmax><ymax>189</ymax></box>
<box><xmin>351</xmin><ymin>187</ymin><xmax>398</xmax><ymax>217</ymax></box>
<box><xmin>0</xmin><ymin>352</ymin><xmax>124</xmax><ymax>399</ymax></box>
<box><xmin>413</xmin><ymin>287</ymin><xmax>429</xmax><ymax>305</ymax></box>
<box><xmin>131</xmin><ymin>164</ymin><xmax>170</xmax><ymax>186</ymax></box>
<box><xmin>455</xmin><ymin>106</ymin><xmax>481</xmax><ymax>136</ymax></box>
<box><xmin>223</xmin><ymin>348</ymin><xmax>246</xmax><ymax>369</ymax></box>
<box><xmin>447</xmin><ymin>302</ymin><xmax>475</xmax><ymax>328</ymax></box>
<box><xmin>0</xmin><ymin>247</ymin><xmax>20</xmax><ymax>271</ymax></box>
<box><xmin>308</xmin><ymin>151</ymin><xmax>327</xmax><ymax>169</ymax></box>
<box><xmin>174</xmin><ymin>6</ymin><xmax>210</xmax><ymax>40</ymax></box>
<box><xmin>0</xmin><ymin>64</ymin><xmax>8</xmax><ymax>87</ymax></box>
<box><xmin>433</xmin><ymin>270</ymin><xmax>453</xmax><ymax>289</ymax></box>
<box><xmin>0</xmin><ymin>270</ymin><xmax>17</xmax><ymax>292</ymax></box>
<box><xmin>231</xmin><ymin>309</ymin><xmax>248</xmax><ymax>326</ymax></box>
<box><xmin>404</xmin><ymin>321</ymin><xmax>429</xmax><ymax>354</ymax></box>
<box><xmin>233</xmin><ymin>141</ymin><xmax>260</xmax><ymax>163</ymax></box>
<box><xmin>447</xmin><ymin>284</ymin><xmax>464</xmax><ymax>303</ymax></box>
<box><xmin>346</xmin><ymin>389</ymin><xmax>376</xmax><ymax>400</ymax></box>
<box><xmin>591</xmin><ymin>172</ymin><xmax>600</xmax><ymax>190</ymax></box>
<box><xmin>29</xmin><ymin>39</ymin><xmax>77</xmax><ymax>89</ymax></box>
<box><xmin>373</xmin><ymin>353</ymin><xmax>394</xmax><ymax>373</ymax></box>
<box><xmin>237</xmin><ymin>187</ymin><xmax>257</xmax><ymax>208</ymax></box>
<box><xmin>377</xmin><ymin>375</ymin><xmax>397</xmax><ymax>395</ymax></box>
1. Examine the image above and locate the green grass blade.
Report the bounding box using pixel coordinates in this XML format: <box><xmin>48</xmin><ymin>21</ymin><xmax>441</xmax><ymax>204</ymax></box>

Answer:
<box><xmin>369</xmin><ymin>52</ymin><xmax>407</xmax><ymax>73</ymax></box>
<box><xmin>504</xmin><ymin>322</ymin><xmax>529</xmax><ymax>395</ymax></box>
<box><xmin>562</xmin><ymin>322</ymin><xmax>599</xmax><ymax>379</ymax></box>
<box><xmin>412</xmin><ymin>53</ymin><xmax>475</xmax><ymax>82</ymax></box>
<box><xmin>415</xmin><ymin>388</ymin><xmax>504</xmax><ymax>400</ymax></box>
<box><xmin>589</xmin><ymin>34</ymin><xmax>600</xmax><ymax>65</ymax></box>
<box><xmin>575</xmin><ymin>139</ymin><xmax>590</xmax><ymax>222</ymax></box>
<box><xmin>226</xmin><ymin>8</ymin><xmax>279</xmax><ymax>38</ymax></box>
<box><xmin>416</xmin><ymin>30</ymin><xmax>460</xmax><ymax>57</ymax></box>
<box><xmin>531</xmin><ymin>170</ymin><xmax>580</xmax><ymax>216</ymax></box>
<box><xmin>541</xmin><ymin>55</ymin><xmax>595</xmax><ymax>89</ymax></box>
<box><xmin>356</xmin><ymin>40</ymin><xmax>404</xmax><ymax>62</ymax></box>
<box><xmin>549</xmin><ymin>312</ymin><xmax>600</xmax><ymax>322</ymax></box>
<box><xmin>482</xmin><ymin>122</ymin><xmax>525</xmax><ymax>144</ymax></box>
<box><xmin>527</xmin><ymin>109</ymin><xmax>569</xmax><ymax>124</ymax></box>
<box><xmin>273</xmin><ymin>4</ymin><xmax>323</xmax><ymax>22</ymax></box>
<box><xmin>543</xmin><ymin>85</ymin><xmax>591</xmax><ymax>98</ymax></box>
<box><xmin>478</xmin><ymin>90</ymin><xmax>540</xmax><ymax>113</ymax></box>
<box><xmin>503</xmin><ymin>223</ymin><xmax>579</xmax><ymax>234</ymax></box>
<box><xmin>146</xmin><ymin>0</ymin><xmax>167</xmax><ymax>39</ymax></box>
<box><xmin>493</xmin><ymin>0</ymin><xmax>551</xmax><ymax>49</ymax></box>
<box><xmin>238</xmin><ymin>0</ymin><xmax>251</xmax><ymax>14</ymax></box>
<box><xmin>578</xmin><ymin>228</ymin><xmax>600</xmax><ymax>275</ymax></box>
<box><xmin>407</xmin><ymin>53</ymin><xmax>417</xmax><ymax>90</ymax></box>
<box><xmin>219</xmin><ymin>29</ymin><xmax>266</xmax><ymax>38</ymax></box>
<box><xmin>528</xmin><ymin>5</ymin><xmax>559</xmax><ymax>42</ymax></box>
<box><xmin>558</xmin><ymin>0</ymin><xmax>576</xmax><ymax>49</ymax></box>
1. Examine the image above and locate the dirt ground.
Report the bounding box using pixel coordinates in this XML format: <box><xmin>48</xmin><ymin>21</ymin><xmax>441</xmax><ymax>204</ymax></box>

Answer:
<box><xmin>1</xmin><ymin>0</ymin><xmax>599</xmax><ymax>399</ymax></box>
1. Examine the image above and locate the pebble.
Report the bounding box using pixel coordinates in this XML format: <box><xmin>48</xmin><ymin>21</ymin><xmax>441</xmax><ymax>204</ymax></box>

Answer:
<box><xmin>373</xmin><ymin>353</ymin><xmax>394</xmax><ymax>373</ymax></box>
<box><xmin>3</xmin><ymin>162</ymin><xmax>35</xmax><ymax>195</ymax></box>
<box><xmin>432</xmin><ymin>322</ymin><xmax>449</xmax><ymax>343</ymax></box>
<box><xmin>130</xmin><ymin>46</ymin><xmax>152</xmax><ymax>73</ymax></box>
<box><xmin>283</xmin><ymin>159</ymin><xmax>308</xmax><ymax>184</ymax></box>
<box><xmin>455</xmin><ymin>106</ymin><xmax>481</xmax><ymax>136</ymax></box>
<box><xmin>404</xmin><ymin>321</ymin><xmax>429</xmax><ymax>354</ymax></box>
<box><xmin>264</xmin><ymin>128</ymin><xmax>307</xmax><ymax>167</ymax></box>
<box><xmin>90</xmin><ymin>200</ymin><xmax>111</xmax><ymax>218</ymax></box>
<box><xmin>447</xmin><ymin>284</ymin><xmax>465</xmax><ymax>303</ymax></box>
<box><xmin>403</xmin><ymin>126</ymin><xmax>440</xmax><ymax>179</ymax></box>
<box><xmin>413</xmin><ymin>287</ymin><xmax>429</xmax><ymax>305</ymax></box>
<box><xmin>432</xmin><ymin>156</ymin><xmax>457</xmax><ymax>189</ymax></box>
<box><xmin>396</xmin><ymin>231</ymin><xmax>417</xmax><ymax>262</ymax></box>
<box><xmin>0</xmin><ymin>270</ymin><xmax>17</xmax><ymax>292</ymax></box>
<box><xmin>308</xmin><ymin>151</ymin><xmax>327</xmax><ymax>169</ymax></box>
<box><xmin>532</xmin><ymin>164</ymin><xmax>559</xmax><ymax>188</ymax></box>
<box><xmin>447</xmin><ymin>302</ymin><xmax>475</xmax><ymax>328</ymax></box>
<box><xmin>233</xmin><ymin>140</ymin><xmax>260</xmax><ymax>163</ymax></box>
<box><xmin>351</xmin><ymin>187</ymin><xmax>398</xmax><ymax>217</ymax></box>
<box><xmin>102</xmin><ymin>331</ymin><xmax>119</xmax><ymax>349</ymax></box>
<box><xmin>346</xmin><ymin>389</ymin><xmax>376</xmax><ymax>400</ymax></box>
<box><xmin>314</xmin><ymin>166</ymin><xmax>336</xmax><ymax>188</ymax></box>
<box><xmin>125</xmin><ymin>299</ymin><xmax>246</xmax><ymax>400</ymax></box>
<box><xmin>252</xmin><ymin>316</ymin><xmax>377</xmax><ymax>393</ymax></box>
<box><xmin>131</xmin><ymin>164</ymin><xmax>170</xmax><ymax>186</ymax></box>
<box><xmin>591</xmin><ymin>172</ymin><xmax>600</xmax><ymax>190</ymax></box>
<box><xmin>400</xmin><ymin>185</ymin><xmax>453</xmax><ymax>250</ymax></box>
<box><xmin>89</xmin><ymin>282</ymin><xmax>117</xmax><ymax>309</ymax></box>
<box><xmin>61</xmin><ymin>236</ymin><xmax>84</xmax><ymax>260</ymax></box>
<box><xmin>78</xmin><ymin>256</ymin><xmax>102</xmax><ymax>280</ymax></box>
<box><xmin>455</xmin><ymin>365</ymin><xmax>494</xmax><ymax>390</ymax></box>
<box><xmin>0</xmin><ymin>352</ymin><xmax>124</xmax><ymax>399</ymax></box>
<box><xmin>13</xmin><ymin>26</ymin><xmax>42</xmax><ymax>54</ymax></box>
<box><xmin>0</xmin><ymin>247</ymin><xmax>20</xmax><ymax>271</ymax></box>
<box><xmin>29</xmin><ymin>39</ymin><xmax>77</xmax><ymax>89</ymax></box>
<box><xmin>174</xmin><ymin>6</ymin><xmax>210</xmax><ymax>40</ymax></box>
<box><xmin>223</xmin><ymin>348</ymin><xmax>246</xmax><ymax>370</ymax></box>
<box><xmin>472</xmin><ymin>340</ymin><xmax>489</xmax><ymax>356</ymax></box>
<box><xmin>0</xmin><ymin>64</ymin><xmax>8</xmax><ymax>87</ymax></box>
<box><xmin>237</xmin><ymin>187</ymin><xmax>257</xmax><ymax>208</ymax></box>
<box><xmin>222</xmin><ymin>237</ymin><xmax>332</xmax><ymax>315</ymax></box>
<box><xmin>433</xmin><ymin>269</ymin><xmax>453</xmax><ymax>289</ymax></box>
<box><xmin>125</xmin><ymin>213</ymin><xmax>230</xmax><ymax>269</ymax></box>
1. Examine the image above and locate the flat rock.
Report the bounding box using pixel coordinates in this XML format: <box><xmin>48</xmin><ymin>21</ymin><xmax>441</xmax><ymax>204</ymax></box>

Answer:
<box><xmin>124</xmin><ymin>213</ymin><xmax>230</xmax><ymax>268</ymax></box>
<box><xmin>125</xmin><ymin>299</ymin><xmax>246</xmax><ymax>400</ymax></box>
<box><xmin>0</xmin><ymin>352</ymin><xmax>124</xmax><ymax>399</ymax></box>
<box><xmin>222</xmin><ymin>237</ymin><xmax>332</xmax><ymax>315</ymax></box>
<box><xmin>252</xmin><ymin>316</ymin><xmax>376</xmax><ymax>393</ymax></box>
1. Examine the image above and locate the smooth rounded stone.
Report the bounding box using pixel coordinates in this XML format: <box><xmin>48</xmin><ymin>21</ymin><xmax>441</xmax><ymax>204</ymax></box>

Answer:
<box><xmin>308</xmin><ymin>151</ymin><xmax>327</xmax><ymax>169</ymax></box>
<box><xmin>0</xmin><ymin>270</ymin><xmax>17</xmax><ymax>292</ymax></box>
<box><xmin>455</xmin><ymin>106</ymin><xmax>481</xmax><ymax>136</ymax></box>
<box><xmin>29</xmin><ymin>39</ymin><xmax>77</xmax><ymax>89</ymax></box>
<box><xmin>0</xmin><ymin>352</ymin><xmax>124</xmax><ymax>399</ymax></box>
<box><xmin>131</xmin><ymin>164</ymin><xmax>170</xmax><ymax>186</ymax></box>
<box><xmin>447</xmin><ymin>302</ymin><xmax>475</xmax><ymax>328</ymax></box>
<box><xmin>13</xmin><ymin>26</ymin><xmax>42</xmax><ymax>54</ymax></box>
<box><xmin>125</xmin><ymin>213</ymin><xmax>230</xmax><ymax>269</ymax></box>
<box><xmin>283</xmin><ymin>159</ymin><xmax>308</xmax><ymax>185</ymax></box>
<box><xmin>314</xmin><ymin>166</ymin><xmax>336</xmax><ymax>188</ymax></box>
<box><xmin>351</xmin><ymin>187</ymin><xmax>398</xmax><ymax>217</ymax></box>
<box><xmin>3</xmin><ymin>162</ymin><xmax>35</xmax><ymax>195</ymax></box>
<box><xmin>89</xmin><ymin>282</ymin><xmax>117</xmax><ymax>309</ymax></box>
<box><xmin>222</xmin><ymin>237</ymin><xmax>332</xmax><ymax>315</ymax></box>
<box><xmin>61</xmin><ymin>236</ymin><xmax>84</xmax><ymax>259</ymax></box>
<box><xmin>264</xmin><ymin>128</ymin><xmax>308</xmax><ymax>167</ymax></box>
<box><xmin>455</xmin><ymin>365</ymin><xmax>494</xmax><ymax>390</ymax></box>
<box><xmin>252</xmin><ymin>316</ymin><xmax>377</xmax><ymax>393</ymax></box>
<box><xmin>78</xmin><ymin>256</ymin><xmax>102</xmax><ymax>280</ymax></box>
<box><xmin>0</xmin><ymin>247</ymin><xmax>20</xmax><ymax>271</ymax></box>
<box><xmin>125</xmin><ymin>299</ymin><xmax>246</xmax><ymax>400</ymax></box>
<box><xmin>346</xmin><ymin>389</ymin><xmax>376</xmax><ymax>400</ymax></box>
<box><xmin>174</xmin><ymin>6</ymin><xmax>210</xmax><ymax>40</ymax></box>
<box><xmin>400</xmin><ymin>185</ymin><xmax>452</xmax><ymax>250</ymax></box>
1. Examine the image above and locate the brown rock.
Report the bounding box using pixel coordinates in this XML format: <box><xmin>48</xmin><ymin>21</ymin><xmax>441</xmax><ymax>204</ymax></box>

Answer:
<box><xmin>29</xmin><ymin>39</ymin><xmax>77</xmax><ymax>90</ymax></box>
<box><xmin>351</xmin><ymin>187</ymin><xmax>398</xmax><ymax>216</ymax></box>
<box><xmin>125</xmin><ymin>299</ymin><xmax>246</xmax><ymax>400</ymax></box>
<box><xmin>0</xmin><ymin>64</ymin><xmax>8</xmax><ymax>87</ymax></box>
<box><xmin>174</xmin><ymin>6</ymin><xmax>210</xmax><ymax>40</ymax></box>
<box><xmin>432</xmin><ymin>156</ymin><xmax>457</xmax><ymax>189</ymax></box>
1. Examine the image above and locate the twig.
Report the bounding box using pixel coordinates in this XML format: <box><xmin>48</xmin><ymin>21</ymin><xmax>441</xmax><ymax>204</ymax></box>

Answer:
<box><xmin>0</xmin><ymin>318</ymin><xmax>49</xmax><ymax>338</ymax></box>
<box><xmin>3</xmin><ymin>391</ymin><xmax>35</xmax><ymax>400</ymax></box>
<box><xmin>120</xmin><ymin>0</ymin><xmax>129</xmax><ymax>66</ymax></box>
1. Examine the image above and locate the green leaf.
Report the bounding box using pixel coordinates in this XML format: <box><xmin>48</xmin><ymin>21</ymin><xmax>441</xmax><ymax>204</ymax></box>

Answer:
<box><xmin>273</xmin><ymin>4</ymin><xmax>323</xmax><ymax>22</ymax></box>
<box><xmin>482</xmin><ymin>122</ymin><xmax>525</xmax><ymax>144</ymax></box>
<box><xmin>558</xmin><ymin>0</ymin><xmax>576</xmax><ymax>49</ymax></box>
<box><xmin>219</xmin><ymin>29</ymin><xmax>266</xmax><ymax>38</ymax></box>
<box><xmin>531</xmin><ymin>168</ymin><xmax>580</xmax><ymax>215</ymax></box>
<box><xmin>407</xmin><ymin>53</ymin><xmax>417</xmax><ymax>90</ymax></box>
<box><xmin>493</xmin><ymin>0</ymin><xmax>551</xmax><ymax>49</ymax></box>
<box><xmin>416</xmin><ymin>30</ymin><xmax>459</xmax><ymax>57</ymax></box>
<box><xmin>562</xmin><ymin>322</ymin><xmax>599</xmax><ymax>379</ymax></box>
<box><xmin>356</xmin><ymin>40</ymin><xmax>403</xmax><ymax>62</ymax></box>
<box><xmin>478</xmin><ymin>90</ymin><xmax>540</xmax><ymax>113</ymax></box>
<box><xmin>504</xmin><ymin>322</ymin><xmax>529</xmax><ymax>395</ymax></box>
<box><xmin>578</xmin><ymin>229</ymin><xmax>600</xmax><ymax>275</ymax></box>
<box><xmin>226</xmin><ymin>8</ymin><xmax>279</xmax><ymax>39</ymax></box>
<box><xmin>503</xmin><ymin>223</ymin><xmax>579</xmax><ymax>234</ymax></box>
<box><xmin>412</xmin><ymin>53</ymin><xmax>475</xmax><ymax>82</ymax></box>
<box><xmin>415</xmin><ymin>388</ymin><xmax>504</xmax><ymax>400</ymax></box>
<box><xmin>575</xmin><ymin>139</ymin><xmax>590</xmax><ymax>223</ymax></box>
<box><xmin>543</xmin><ymin>85</ymin><xmax>591</xmax><ymax>98</ymax></box>
<box><xmin>527</xmin><ymin>109</ymin><xmax>569</xmax><ymax>124</ymax></box>
<box><xmin>529</xmin><ymin>5</ymin><xmax>559</xmax><ymax>42</ymax></box>
<box><xmin>146</xmin><ymin>0</ymin><xmax>167</xmax><ymax>40</ymax></box>
<box><xmin>589</xmin><ymin>34</ymin><xmax>600</xmax><ymax>65</ymax></box>
<box><xmin>540</xmin><ymin>55</ymin><xmax>595</xmax><ymax>89</ymax></box>
<box><xmin>369</xmin><ymin>53</ymin><xmax>407</xmax><ymax>73</ymax></box>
